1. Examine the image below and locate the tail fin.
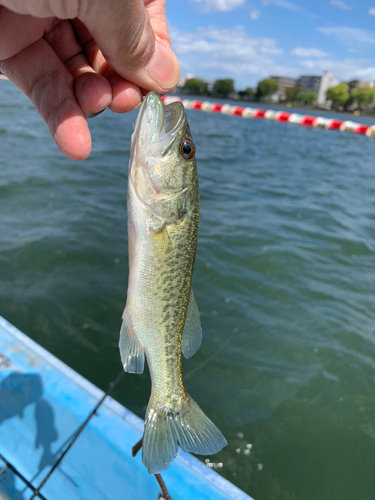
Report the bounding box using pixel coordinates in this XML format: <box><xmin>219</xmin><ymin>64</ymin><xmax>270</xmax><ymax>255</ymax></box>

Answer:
<box><xmin>142</xmin><ymin>394</ymin><xmax>227</xmax><ymax>475</ymax></box>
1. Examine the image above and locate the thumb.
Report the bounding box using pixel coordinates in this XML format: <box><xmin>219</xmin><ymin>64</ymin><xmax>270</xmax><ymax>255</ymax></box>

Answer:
<box><xmin>80</xmin><ymin>0</ymin><xmax>180</xmax><ymax>92</ymax></box>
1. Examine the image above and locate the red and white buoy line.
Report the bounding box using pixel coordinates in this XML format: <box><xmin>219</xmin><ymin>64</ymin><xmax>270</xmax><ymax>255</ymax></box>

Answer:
<box><xmin>161</xmin><ymin>95</ymin><xmax>375</xmax><ymax>137</ymax></box>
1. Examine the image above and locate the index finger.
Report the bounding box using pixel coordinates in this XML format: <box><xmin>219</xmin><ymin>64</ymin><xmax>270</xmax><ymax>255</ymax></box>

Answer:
<box><xmin>1</xmin><ymin>37</ymin><xmax>91</xmax><ymax>160</ymax></box>
<box><xmin>80</xmin><ymin>0</ymin><xmax>179</xmax><ymax>93</ymax></box>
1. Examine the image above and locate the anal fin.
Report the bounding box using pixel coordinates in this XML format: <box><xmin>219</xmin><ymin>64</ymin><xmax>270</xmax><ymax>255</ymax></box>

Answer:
<box><xmin>181</xmin><ymin>289</ymin><xmax>202</xmax><ymax>359</ymax></box>
<box><xmin>119</xmin><ymin>308</ymin><xmax>145</xmax><ymax>374</ymax></box>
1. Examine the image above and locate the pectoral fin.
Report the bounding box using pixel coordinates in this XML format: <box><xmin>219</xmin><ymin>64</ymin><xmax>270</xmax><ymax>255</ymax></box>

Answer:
<box><xmin>119</xmin><ymin>309</ymin><xmax>145</xmax><ymax>374</ymax></box>
<box><xmin>181</xmin><ymin>289</ymin><xmax>202</xmax><ymax>359</ymax></box>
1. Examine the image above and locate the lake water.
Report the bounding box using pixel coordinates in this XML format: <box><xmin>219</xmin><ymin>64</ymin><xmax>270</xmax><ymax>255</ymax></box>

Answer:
<box><xmin>1</xmin><ymin>80</ymin><xmax>375</xmax><ymax>500</ymax></box>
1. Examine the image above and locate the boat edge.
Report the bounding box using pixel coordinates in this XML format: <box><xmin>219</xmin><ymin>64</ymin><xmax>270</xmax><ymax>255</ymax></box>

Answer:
<box><xmin>0</xmin><ymin>314</ymin><xmax>254</xmax><ymax>500</ymax></box>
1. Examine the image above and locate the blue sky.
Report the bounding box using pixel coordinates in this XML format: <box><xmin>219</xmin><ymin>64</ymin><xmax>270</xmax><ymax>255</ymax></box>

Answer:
<box><xmin>166</xmin><ymin>0</ymin><xmax>375</xmax><ymax>89</ymax></box>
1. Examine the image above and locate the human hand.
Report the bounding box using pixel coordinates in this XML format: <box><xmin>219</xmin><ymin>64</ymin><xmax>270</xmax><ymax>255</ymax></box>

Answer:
<box><xmin>0</xmin><ymin>0</ymin><xmax>180</xmax><ymax>160</ymax></box>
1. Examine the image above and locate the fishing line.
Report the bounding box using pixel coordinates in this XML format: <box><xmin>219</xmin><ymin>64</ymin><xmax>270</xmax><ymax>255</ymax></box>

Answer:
<box><xmin>0</xmin><ymin>454</ymin><xmax>48</xmax><ymax>500</ymax></box>
<box><xmin>21</xmin><ymin>368</ymin><xmax>172</xmax><ymax>500</ymax></box>
<box><xmin>27</xmin><ymin>370</ymin><xmax>125</xmax><ymax>500</ymax></box>
<box><xmin>183</xmin><ymin>323</ymin><xmax>241</xmax><ymax>381</ymax></box>
<box><xmin>132</xmin><ymin>438</ymin><xmax>172</xmax><ymax>500</ymax></box>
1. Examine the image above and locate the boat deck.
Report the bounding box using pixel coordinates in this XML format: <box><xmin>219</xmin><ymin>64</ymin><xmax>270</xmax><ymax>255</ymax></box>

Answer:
<box><xmin>0</xmin><ymin>315</ymin><xmax>253</xmax><ymax>500</ymax></box>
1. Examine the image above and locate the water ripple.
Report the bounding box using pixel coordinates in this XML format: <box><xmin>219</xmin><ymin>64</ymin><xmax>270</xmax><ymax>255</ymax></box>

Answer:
<box><xmin>2</xmin><ymin>82</ymin><xmax>375</xmax><ymax>500</ymax></box>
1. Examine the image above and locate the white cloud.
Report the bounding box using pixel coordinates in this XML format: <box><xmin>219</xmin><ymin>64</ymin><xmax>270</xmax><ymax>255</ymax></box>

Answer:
<box><xmin>369</xmin><ymin>7</ymin><xmax>375</xmax><ymax>15</ymax></box>
<box><xmin>261</xmin><ymin>0</ymin><xmax>299</xmax><ymax>10</ymax></box>
<box><xmin>331</xmin><ymin>0</ymin><xmax>352</xmax><ymax>10</ymax></box>
<box><xmin>298</xmin><ymin>57</ymin><xmax>375</xmax><ymax>81</ymax></box>
<box><xmin>291</xmin><ymin>47</ymin><xmax>330</xmax><ymax>58</ymax></box>
<box><xmin>250</xmin><ymin>9</ymin><xmax>261</xmax><ymax>19</ymax></box>
<box><xmin>261</xmin><ymin>0</ymin><xmax>315</xmax><ymax>17</ymax></box>
<box><xmin>169</xmin><ymin>25</ymin><xmax>295</xmax><ymax>86</ymax></box>
<box><xmin>190</xmin><ymin>0</ymin><xmax>245</xmax><ymax>12</ymax></box>
<box><xmin>171</xmin><ymin>25</ymin><xmax>283</xmax><ymax>58</ymax></box>
<box><xmin>170</xmin><ymin>24</ymin><xmax>375</xmax><ymax>89</ymax></box>
<box><xmin>318</xmin><ymin>26</ymin><xmax>375</xmax><ymax>45</ymax></box>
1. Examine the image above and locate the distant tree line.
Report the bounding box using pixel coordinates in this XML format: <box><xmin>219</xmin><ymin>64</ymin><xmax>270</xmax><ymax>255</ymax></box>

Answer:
<box><xmin>182</xmin><ymin>77</ymin><xmax>375</xmax><ymax>112</ymax></box>
<box><xmin>255</xmin><ymin>78</ymin><xmax>278</xmax><ymax>100</ymax></box>
<box><xmin>184</xmin><ymin>78</ymin><xmax>209</xmax><ymax>95</ymax></box>
<box><xmin>253</xmin><ymin>79</ymin><xmax>318</xmax><ymax>104</ymax></box>
<box><xmin>184</xmin><ymin>78</ymin><xmax>235</xmax><ymax>97</ymax></box>
<box><xmin>285</xmin><ymin>87</ymin><xmax>317</xmax><ymax>105</ymax></box>
<box><xmin>326</xmin><ymin>83</ymin><xmax>375</xmax><ymax>110</ymax></box>
<box><xmin>183</xmin><ymin>76</ymin><xmax>277</xmax><ymax>100</ymax></box>
<box><xmin>185</xmin><ymin>76</ymin><xmax>318</xmax><ymax>104</ymax></box>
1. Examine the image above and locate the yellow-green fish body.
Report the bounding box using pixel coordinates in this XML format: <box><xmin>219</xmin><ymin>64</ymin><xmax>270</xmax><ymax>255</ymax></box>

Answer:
<box><xmin>120</xmin><ymin>92</ymin><xmax>226</xmax><ymax>474</ymax></box>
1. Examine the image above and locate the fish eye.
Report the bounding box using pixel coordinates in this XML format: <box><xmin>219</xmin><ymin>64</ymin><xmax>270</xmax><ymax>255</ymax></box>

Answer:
<box><xmin>179</xmin><ymin>140</ymin><xmax>195</xmax><ymax>160</ymax></box>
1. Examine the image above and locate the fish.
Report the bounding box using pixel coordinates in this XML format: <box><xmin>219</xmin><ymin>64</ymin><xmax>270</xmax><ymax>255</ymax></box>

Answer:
<box><xmin>119</xmin><ymin>92</ymin><xmax>227</xmax><ymax>475</ymax></box>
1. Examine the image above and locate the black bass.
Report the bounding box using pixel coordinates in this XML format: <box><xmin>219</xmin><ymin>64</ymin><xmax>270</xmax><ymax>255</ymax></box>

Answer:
<box><xmin>119</xmin><ymin>92</ymin><xmax>226</xmax><ymax>474</ymax></box>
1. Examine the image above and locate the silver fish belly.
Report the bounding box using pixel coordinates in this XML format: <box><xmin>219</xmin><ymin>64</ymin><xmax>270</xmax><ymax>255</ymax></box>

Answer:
<box><xmin>119</xmin><ymin>92</ymin><xmax>226</xmax><ymax>475</ymax></box>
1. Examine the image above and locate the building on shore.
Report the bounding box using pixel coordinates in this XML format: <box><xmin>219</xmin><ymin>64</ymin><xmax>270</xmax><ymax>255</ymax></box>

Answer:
<box><xmin>296</xmin><ymin>71</ymin><xmax>335</xmax><ymax>107</ymax></box>
<box><xmin>297</xmin><ymin>75</ymin><xmax>321</xmax><ymax>93</ymax></box>
<box><xmin>317</xmin><ymin>71</ymin><xmax>335</xmax><ymax>107</ymax></box>
<box><xmin>204</xmin><ymin>79</ymin><xmax>215</xmax><ymax>92</ymax></box>
<box><xmin>270</xmin><ymin>76</ymin><xmax>297</xmax><ymax>100</ymax></box>
<box><xmin>348</xmin><ymin>80</ymin><xmax>374</xmax><ymax>90</ymax></box>
<box><xmin>267</xmin><ymin>72</ymin><xmax>335</xmax><ymax>105</ymax></box>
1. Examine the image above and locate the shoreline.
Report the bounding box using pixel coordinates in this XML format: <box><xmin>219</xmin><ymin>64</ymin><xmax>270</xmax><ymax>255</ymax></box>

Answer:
<box><xmin>171</xmin><ymin>92</ymin><xmax>373</xmax><ymax>118</ymax></box>
<box><xmin>1</xmin><ymin>79</ymin><xmax>371</xmax><ymax>118</ymax></box>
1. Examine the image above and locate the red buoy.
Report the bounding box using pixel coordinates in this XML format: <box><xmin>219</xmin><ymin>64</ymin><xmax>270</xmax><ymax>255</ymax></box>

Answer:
<box><xmin>276</xmin><ymin>112</ymin><xmax>291</xmax><ymax>122</ymax></box>
<box><xmin>354</xmin><ymin>124</ymin><xmax>370</xmax><ymax>134</ymax></box>
<box><xmin>232</xmin><ymin>107</ymin><xmax>245</xmax><ymax>116</ymax></box>
<box><xmin>327</xmin><ymin>119</ymin><xmax>344</xmax><ymax>130</ymax></box>
<box><xmin>253</xmin><ymin>109</ymin><xmax>266</xmax><ymax>118</ymax></box>
<box><xmin>211</xmin><ymin>103</ymin><xmax>223</xmax><ymax>112</ymax></box>
<box><xmin>300</xmin><ymin>116</ymin><xmax>315</xmax><ymax>126</ymax></box>
<box><xmin>192</xmin><ymin>101</ymin><xmax>203</xmax><ymax>110</ymax></box>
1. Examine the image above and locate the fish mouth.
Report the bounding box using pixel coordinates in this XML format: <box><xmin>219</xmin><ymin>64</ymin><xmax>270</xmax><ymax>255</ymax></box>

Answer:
<box><xmin>132</xmin><ymin>92</ymin><xmax>185</xmax><ymax>157</ymax></box>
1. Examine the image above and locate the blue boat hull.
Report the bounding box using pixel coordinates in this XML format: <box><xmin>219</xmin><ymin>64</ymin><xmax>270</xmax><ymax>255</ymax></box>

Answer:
<box><xmin>0</xmin><ymin>315</ymin><xmax>253</xmax><ymax>500</ymax></box>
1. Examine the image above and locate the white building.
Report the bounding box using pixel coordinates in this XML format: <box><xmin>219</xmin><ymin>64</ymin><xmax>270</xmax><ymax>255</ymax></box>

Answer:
<box><xmin>296</xmin><ymin>71</ymin><xmax>335</xmax><ymax>107</ymax></box>
<box><xmin>317</xmin><ymin>71</ymin><xmax>335</xmax><ymax>107</ymax></box>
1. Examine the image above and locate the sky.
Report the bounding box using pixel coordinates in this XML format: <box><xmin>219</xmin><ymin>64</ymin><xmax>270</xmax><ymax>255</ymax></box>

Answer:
<box><xmin>166</xmin><ymin>0</ymin><xmax>375</xmax><ymax>89</ymax></box>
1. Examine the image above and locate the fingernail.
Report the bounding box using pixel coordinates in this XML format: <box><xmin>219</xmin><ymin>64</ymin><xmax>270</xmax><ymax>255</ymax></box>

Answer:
<box><xmin>146</xmin><ymin>41</ymin><xmax>180</xmax><ymax>92</ymax></box>
<box><xmin>86</xmin><ymin>107</ymin><xmax>108</xmax><ymax>119</ymax></box>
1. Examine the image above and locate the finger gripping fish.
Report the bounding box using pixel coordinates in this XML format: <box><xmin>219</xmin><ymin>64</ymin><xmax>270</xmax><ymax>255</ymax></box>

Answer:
<box><xmin>119</xmin><ymin>92</ymin><xmax>226</xmax><ymax>475</ymax></box>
